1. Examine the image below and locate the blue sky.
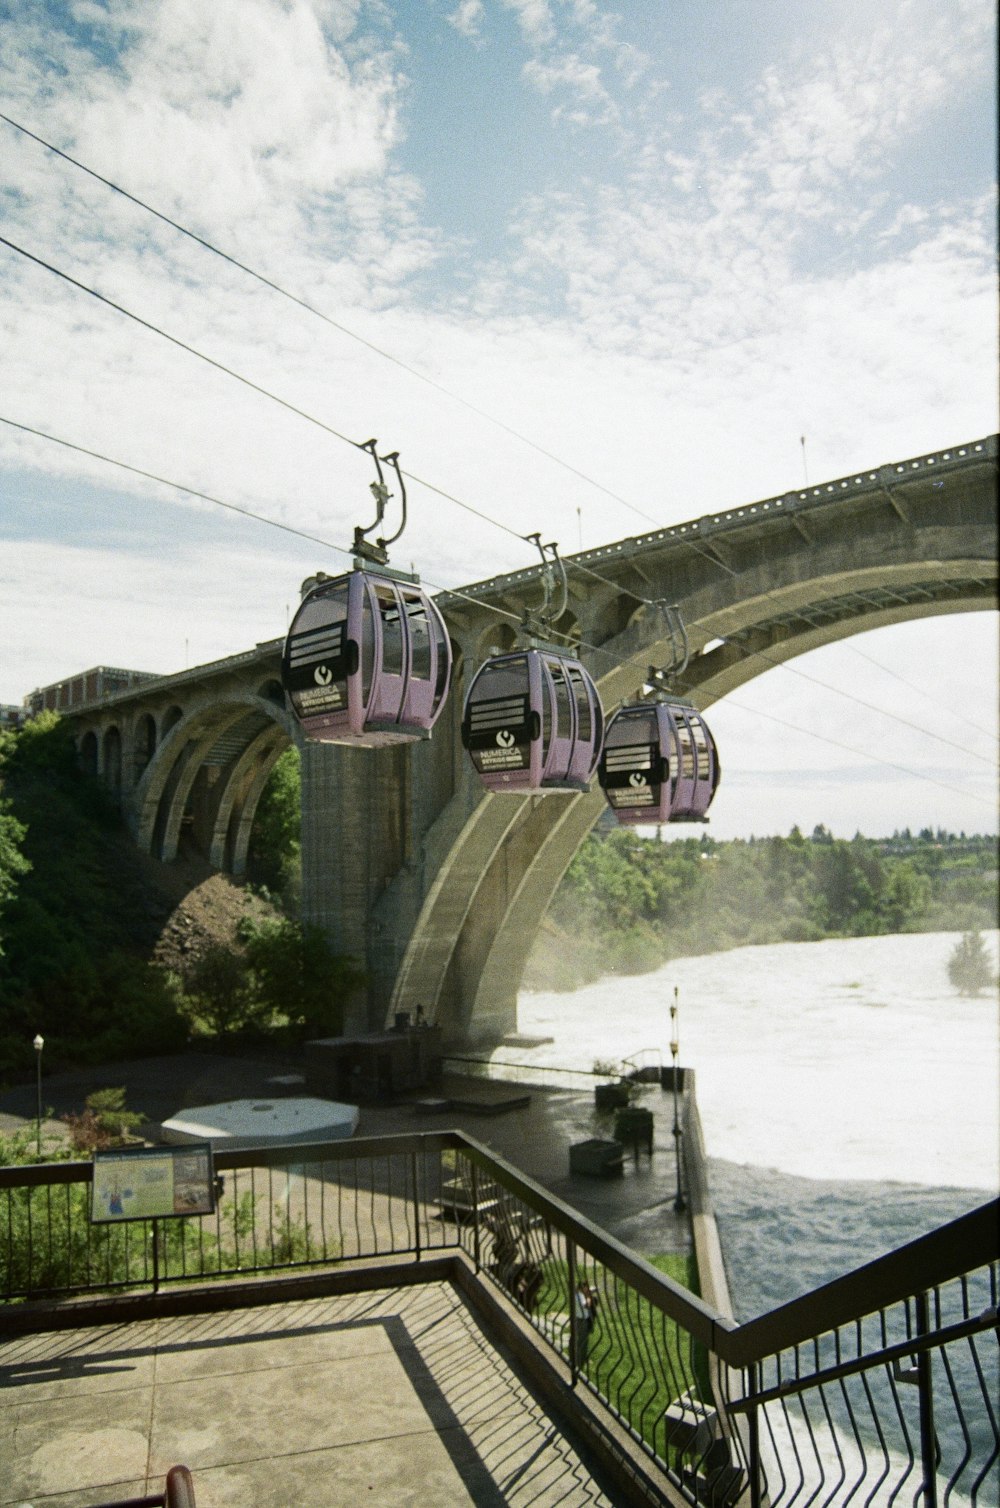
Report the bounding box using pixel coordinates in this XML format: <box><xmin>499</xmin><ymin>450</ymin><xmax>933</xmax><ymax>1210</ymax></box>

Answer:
<box><xmin>0</xmin><ymin>0</ymin><xmax>996</xmax><ymax>838</ymax></box>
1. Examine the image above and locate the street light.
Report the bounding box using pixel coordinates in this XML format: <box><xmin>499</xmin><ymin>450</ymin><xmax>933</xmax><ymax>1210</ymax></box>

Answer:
<box><xmin>32</xmin><ymin>1034</ymin><xmax>43</xmax><ymax>1157</ymax></box>
<box><xmin>669</xmin><ymin>989</ymin><xmax>685</xmax><ymax>1213</ymax></box>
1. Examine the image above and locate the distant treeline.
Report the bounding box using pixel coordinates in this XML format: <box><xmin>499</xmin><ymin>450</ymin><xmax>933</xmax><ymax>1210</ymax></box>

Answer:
<box><xmin>526</xmin><ymin>824</ymin><xmax>999</xmax><ymax>990</ymax></box>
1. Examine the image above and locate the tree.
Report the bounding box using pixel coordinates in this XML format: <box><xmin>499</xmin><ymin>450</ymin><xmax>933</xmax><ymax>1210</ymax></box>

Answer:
<box><xmin>239</xmin><ymin>916</ymin><xmax>362</xmax><ymax>1039</ymax></box>
<box><xmin>184</xmin><ymin>944</ymin><xmax>260</xmax><ymax>1035</ymax></box>
<box><xmin>947</xmin><ymin>932</ymin><xmax>996</xmax><ymax>997</ymax></box>
<box><xmin>879</xmin><ymin>861</ymin><xmax>931</xmax><ymax>932</ymax></box>
<box><xmin>63</xmin><ymin>1088</ymin><xmax>145</xmax><ymax>1153</ymax></box>
<box><xmin>248</xmin><ymin>748</ymin><xmax>301</xmax><ymax>907</ymax></box>
<box><xmin>0</xmin><ymin>799</ymin><xmax>30</xmax><ymax>955</ymax></box>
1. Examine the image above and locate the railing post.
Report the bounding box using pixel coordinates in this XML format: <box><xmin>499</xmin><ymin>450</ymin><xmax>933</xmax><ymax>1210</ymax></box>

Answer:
<box><xmin>471</xmin><ymin>1161</ymin><xmax>481</xmax><ymax>1273</ymax></box>
<box><xmin>151</xmin><ymin>1218</ymin><xmax>160</xmax><ymax>1295</ymax></box>
<box><xmin>915</xmin><ymin>1291</ymin><xmax>938</xmax><ymax>1508</ymax></box>
<box><xmin>746</xmin><ymin>1363</ymin><xmax>763</xmax><ymax>1508</ymax></box>
<box><xmin>411</xmin><ymin>1148</ymin><xmax>421</xmax><ymax>1261</ymax></box>
<box><xmin>567</xmin><ymin>1238</ymin><xmax>578</xmax><ymax>1386</ymax></box>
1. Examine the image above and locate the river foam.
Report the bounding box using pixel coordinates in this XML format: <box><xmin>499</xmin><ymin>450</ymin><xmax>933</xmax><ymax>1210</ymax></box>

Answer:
<box><xmin>514</xmin><ymin>931</ymin><xmax>999</xmax><ymax>1191</ymax></box>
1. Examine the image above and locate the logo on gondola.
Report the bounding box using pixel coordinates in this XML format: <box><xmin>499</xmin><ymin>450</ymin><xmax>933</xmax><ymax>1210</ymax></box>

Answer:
<box><xmin>629</xmin><ymin>772</ymin><xmax>647</xmax><ymax>787</ymax></box>
<box><xmin>314</xmin><ymin>665</ymin><xmax>333</xmax><ymax>686</ymax></box>
<box><xmin>496</xmin><ymin>730</ymin><xmax>515</xmax><ymax>749</ymax></box>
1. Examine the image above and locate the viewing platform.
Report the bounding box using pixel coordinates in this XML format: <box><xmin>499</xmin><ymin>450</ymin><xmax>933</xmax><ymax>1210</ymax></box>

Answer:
<box><xmin>2</xmin><ymin>1282</ymin><xmax>617</xmax><ymax>1507</ymax></box>
<box><xmin>1</xmin><ymin>1054</ymin><xmax>996</xmax><ymax>1508</ymax></box>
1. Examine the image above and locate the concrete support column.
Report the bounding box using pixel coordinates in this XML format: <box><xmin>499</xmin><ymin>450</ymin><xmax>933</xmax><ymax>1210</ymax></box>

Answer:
<box><xmin>300</xmin><ymin>740</ymin><xmax>408</xmax><ymax>1033</ymax></box>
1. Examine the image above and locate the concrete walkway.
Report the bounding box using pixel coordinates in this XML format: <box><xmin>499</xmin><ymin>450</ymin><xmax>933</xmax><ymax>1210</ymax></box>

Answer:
<box><xmin>1</xmin><ymin>1283</ymin><xmax>616</xmax><ymax>1508</ymax></box>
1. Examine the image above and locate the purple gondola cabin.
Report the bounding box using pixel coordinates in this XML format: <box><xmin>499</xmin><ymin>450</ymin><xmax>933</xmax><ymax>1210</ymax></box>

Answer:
<box><xmin>283</xmin><ymin>570</ymin><xmax>452</xmax><ymax>747</ymax></box>
<box><xmin>462</xmin><ymin>649</ymin><xmax>604</xmax><ymax>793</ymax></box>
<box><xmin>599</xmin><ymin>702</ymin><xmax>719</xmax><ymax>824</ymax></box>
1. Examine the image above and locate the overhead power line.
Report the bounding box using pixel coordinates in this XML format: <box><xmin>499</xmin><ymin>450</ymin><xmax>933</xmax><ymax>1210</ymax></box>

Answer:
<box><xmin>0</xmin><ymin>109</ymin><xmax>662</xmax><ymax>531</ymax></box>
<box><xmin>2</xmin><ymin>412</ymin><xmax>994</xmax><ymax>811</ymax></box>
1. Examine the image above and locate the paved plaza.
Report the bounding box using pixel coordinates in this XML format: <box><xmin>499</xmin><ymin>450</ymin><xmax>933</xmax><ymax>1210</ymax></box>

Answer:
<box><xmin>1</xmin><ymin>1283</ymin><xmax>617</xmax><ymax>1508</ymax></box>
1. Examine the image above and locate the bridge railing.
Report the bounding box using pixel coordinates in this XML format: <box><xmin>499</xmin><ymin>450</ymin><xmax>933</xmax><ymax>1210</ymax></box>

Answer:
<box><xmin>2</xmin><ymin>1134</ymin><xmax>996</xmax><ymax>1508</ymax></box>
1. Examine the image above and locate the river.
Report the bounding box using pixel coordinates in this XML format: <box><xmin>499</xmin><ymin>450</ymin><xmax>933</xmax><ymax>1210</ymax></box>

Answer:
<box><xmin>508</xmin><ymin>930</ymin><xmax>999</xmax><ymax>1315</ymax></box>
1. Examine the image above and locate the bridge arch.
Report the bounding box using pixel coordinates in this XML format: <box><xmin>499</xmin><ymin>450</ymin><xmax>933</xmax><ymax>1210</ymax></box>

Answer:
<box><xmin>57</xmin><ymin>436</ymin><xmax>997</xmax><ymax>1047</ymax></box>
<box><xmin>133</xmin><ymin>713</ymin><xmax>157</xmax><ymax>782</ymax></box>
<box><xmin>133</xmin><ymin>692</ymin><xmax>298</xmax><ymax>871</ymax></box>
<box><xmin>387</xmin><ymin>454</ymin><xmax>997</xmax><ymax>1045</ymax></box>
<box><xmin>78</xmin><ymin>729</ymin><xmax>98</xmax><ymax>777</ymax></box>
<box><xmin>458</xmin><ymin>589</ymin><xmax>994</xmax><ymax>1045</ymax></box>
<box><xmin>102</xmin><ymin>726</ymin><xmax>122</xmax><ymax>795</ymax></box>
<box><xmin>161</xmin><ymin>705</ymin><xmax>184</xmax><ymax>739</ymax></box>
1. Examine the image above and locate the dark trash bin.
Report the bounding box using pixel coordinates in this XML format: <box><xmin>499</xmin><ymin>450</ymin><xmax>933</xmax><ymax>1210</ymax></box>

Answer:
<box><xmin>570</xmin><ymin>1138</ymin><xmax>625</xmax><ymax>1177</ymax></box>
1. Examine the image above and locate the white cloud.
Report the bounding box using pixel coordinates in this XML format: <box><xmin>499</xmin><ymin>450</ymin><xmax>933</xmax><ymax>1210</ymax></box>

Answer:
<box><xmin>522</xmin><ymin>52</ymin><xmax>619</xmax><ymax>126</ymax></box>
<box><xmin>502</xmin><ymin>0</ymin><xmax>557</xmax><ymax>49</ymax></box>
<box><xmin>448</xmin><ymin>0</ymin><xmax>485</xmax><ymax>40</ymax></box>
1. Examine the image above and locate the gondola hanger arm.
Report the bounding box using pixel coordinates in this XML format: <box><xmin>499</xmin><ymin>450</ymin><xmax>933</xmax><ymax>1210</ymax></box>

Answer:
<box><xmin>352</xmin><ymin>439</ymin><xmax>408</xmax><ymax>566</ymax></box>
<box><xmin>520</xmin><ymin>532</ymin><xmax>568</xmax><ymax>639</ymax></box>
<box><xmin>637</xmin><ymin>605</ymin><xmax>691</xmax><ymax>703</ymax></box>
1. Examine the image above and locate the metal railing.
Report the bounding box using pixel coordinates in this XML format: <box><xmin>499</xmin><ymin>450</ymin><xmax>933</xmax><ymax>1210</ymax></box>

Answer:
<box><xmin>2</xmin><ymin>1134</ymin><xmax>997</xmax><ymax>1508</ymax></box>
<box><xmin>0</xmin><ymin>1133</ymin><xmax>460</xmax><ymax>1295</ymax></box>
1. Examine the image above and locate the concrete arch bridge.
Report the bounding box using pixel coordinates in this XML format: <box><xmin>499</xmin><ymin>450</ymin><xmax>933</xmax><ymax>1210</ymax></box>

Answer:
<box><xmin>65</xmin><ymin>436</ymin><xmax>997</xmax><ymax>1047</ymax></box>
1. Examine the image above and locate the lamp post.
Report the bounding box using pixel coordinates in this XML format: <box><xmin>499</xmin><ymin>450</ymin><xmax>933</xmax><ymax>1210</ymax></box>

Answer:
<box><xmin>32</xmin><ymin>1034</ymin><xmax>44</xmax><ymax>1157</ymax></box>
<box><xmin>669</xmin><ymin>989</ymin><xmax>685</xmax><ymax>1212</ymax></box>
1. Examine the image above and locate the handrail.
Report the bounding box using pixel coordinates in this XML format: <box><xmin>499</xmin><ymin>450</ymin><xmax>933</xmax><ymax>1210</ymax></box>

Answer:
<box><xmin>721</xmin><ymin>1196</ymin><xmax>999</xmax><ymax>1366</ymax></box>
<box><xmin>4</xmin><ymin>1128</ymin><xmax>996</xmax><ymax>1508</ymax></box>
<box><xmin>89</xmin><ymin>1463</ymin><xmax>195</xmax><ymax>1508</ymax></box>
<box><xmin>456</xmin><ymin>1131</ymin><xmax>729</xmax><ymax>1349</ymax></box>
<box><xmin>3</xmin><ymin>1133</ymin><xmax>996</xmax><ymax>1370</ymax></box>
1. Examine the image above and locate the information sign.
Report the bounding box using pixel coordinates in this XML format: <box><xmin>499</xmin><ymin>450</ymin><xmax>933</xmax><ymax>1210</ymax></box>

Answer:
<box><xmin>91</xmin><ymin>1143</ymin><xmax>216</xmax><ymax>1223</ymax></box>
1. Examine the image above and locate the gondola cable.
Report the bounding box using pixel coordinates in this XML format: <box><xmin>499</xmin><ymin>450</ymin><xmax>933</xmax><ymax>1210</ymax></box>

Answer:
<box><xmin>0</xmin><ymin>109</ymin><xmax>663</xmax><ymax>532</ymax></box>
<box><xmin>0</xmin><ymin>230</ymin><xmax>679</xmax><ymax>617</ymax></box>
<box><xmin>844</xmin><ymin>641</ymin><xmax>999</xmax><ymax>745</ymax></box>
<box><xmin>2</xmin><ymin>413</ymin><xmax>993</xmax><ymax>811</ymax></box>
<box><xmin>718</xmin><ymin>634</ymin><xmax>997</xmax><ymax>767</ymax></box>
<box><xmin>3</xmin><ymin>394</ymin><xmax>993</xmax><ymax>779</ymax></box>
<box><xmin>0</xmin><ymin>232</ymin><xmax>528</xmax><ymax>542</ymax></box>
<box><xmin>3</xmin><ymin>122</ymin><xmax>995</xmax><ymax>757</ymax></box>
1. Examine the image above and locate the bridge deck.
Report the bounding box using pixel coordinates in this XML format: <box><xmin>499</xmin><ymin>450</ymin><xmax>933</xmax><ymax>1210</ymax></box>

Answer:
<box><xmin>2</xmin><ymin>1282</ymin><xmax>616</xmax><ymax>1507</ymax></box>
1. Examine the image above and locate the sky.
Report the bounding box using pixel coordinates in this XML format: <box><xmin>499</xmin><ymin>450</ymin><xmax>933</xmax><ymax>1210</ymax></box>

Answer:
<box><xmin>0</xmin><ymin>0</ymin><xmax>997</xmax><ymax>841</ymax></box>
